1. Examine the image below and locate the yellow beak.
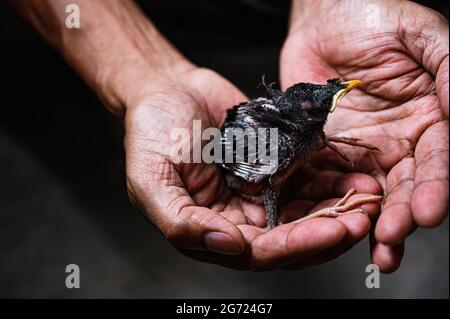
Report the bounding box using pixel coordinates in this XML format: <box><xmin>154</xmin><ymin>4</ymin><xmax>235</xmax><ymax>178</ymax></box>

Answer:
<box><xmin>330</xmin><ymin>80</ymin><xmax>362</xmax><ymax>112</ymax></box>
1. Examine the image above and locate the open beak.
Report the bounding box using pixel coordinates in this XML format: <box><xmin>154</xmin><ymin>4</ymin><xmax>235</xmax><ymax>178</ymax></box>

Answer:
<box><xmin>330</xmin><ymin>80</ymin><xmax>362</xmax><ymax>112</ymax></box>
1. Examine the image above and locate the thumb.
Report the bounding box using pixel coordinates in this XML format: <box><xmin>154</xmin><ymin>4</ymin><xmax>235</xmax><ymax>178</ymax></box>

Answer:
<box><xmin>279</xmin><ymin>37</ymin><xmax>333</xmax><ymax>90</ymax></box>
<box><xmin>126</xmin><ymin>155</ymin><xmax>246</xmax><ymax>256</ymax></box>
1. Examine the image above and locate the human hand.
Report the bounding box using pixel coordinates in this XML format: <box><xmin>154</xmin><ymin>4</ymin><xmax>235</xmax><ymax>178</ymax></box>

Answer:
<box><xmin>12</xmin><ymin>0</ymin><xmax>383</xmax><ymax>270</ymax></box>
<box><xmin>123</xmin><ymin>62</ymin><xmax>383</xmax><ymax>270</ymax></box>
<box><xmin>281</xmin><ymin>0</ymin><xmax>449</xmax><ymax>272</ymax></box>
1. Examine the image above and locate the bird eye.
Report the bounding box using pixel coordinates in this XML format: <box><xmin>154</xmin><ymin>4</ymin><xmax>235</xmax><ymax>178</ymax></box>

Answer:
<box><xmin>321</xmin><ymin>96</ymin><xmax>332</xmax><ymax>106</ymax></box>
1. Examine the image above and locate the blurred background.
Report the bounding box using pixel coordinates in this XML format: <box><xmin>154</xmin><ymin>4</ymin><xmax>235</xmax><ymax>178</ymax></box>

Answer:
<box><xmin>0</xmin><ymin>0</ymin><xmax>448</xmax><ymax>298</ymax></box>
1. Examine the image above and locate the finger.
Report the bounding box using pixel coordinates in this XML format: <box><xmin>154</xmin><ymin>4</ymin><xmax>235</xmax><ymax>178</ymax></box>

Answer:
<box><xmin>281</xmin><ymin>213</ymin><xmax>371</xmax><ymax>270</ymax></box>
<box><xmin>212</xmin><ymin>194</ymin><xmax>266</xmax><ymax>227</ymax></box>
<box><xmin>292</xmin><ymin>167</ymin><xmax>382</xmax><ymax>202</ymax></box>
<box><xmin>412</xmin><ymin>121</ymin><xmax>449</xmax><ymax>227</ymax></box>
<box><xmin>215</xmin><ymin>196</ymin><xmax>254</xmax><ymax>226</ymax></box>
<box><xmin>284</xmin><ymin>195</ymin><xmax>376</xmax><ymax>268</ymax></box>
<box><xmin>399</xmin><ymin>2</ymin><xmax>449</xmax><ymax>116</ymax></box>
<box><xmin>336</xmin><ymin>212</ymin><xmax>371</xmax><ymax>240</ymax></box>
<box><xmin>176</xmin><ymin>225</ymin><xmax>266</xmax><ymax>271</ymax></box>
<box><xmin>161</xmin><ymin>203</ymin><xmax>247</xmax><ymax>256</ymax></box>
<box><xmin>127</xmin><ymin>155</ymin><xmax>246</xmax><ymax>256</ymax></box>
<box><xmin>179</xmin><ymin>216</ymin><xmax>368</xmax><ymax>272</ymax></box>
<box><xmin>280</xmin><ymin>38</ymin><xmax>333</xmax><ymax>90</ymax></box>
<box><xmin>240</xmin><ymin>200</ymin><xmax>267</xmax><ymax>228</ymax></box>
<box><xmin>249</xmin><ymin>218</ymin><xmax>347</xmax><ymax>270</ymax></box>
<box><xmin>375</xmin><ymin>157</ymin><xmax>416</xmax><ymax>244</ymax></box>
<box><xmin>370</xmin><ymin>234</ymin><xmax>404</xmax><ymax>273</ymax></box>
<box><xmin>187</xmin><ymin>68</ymin><xmax>248</xmax><ymax>125</ymax></box>
<box><xmin>281</xmin><ymin>193</ymin><xmax>381</xmax><ymax>223</ymax></box>
<box><xmin>279</xmin><ymin>199</ymin><xmax>316</xmax><ymax>223</ymax></box>
<box><xmin>220</xmin><ymin>209</ymin><xmax>251</xmax><ymax>226</ymax></box>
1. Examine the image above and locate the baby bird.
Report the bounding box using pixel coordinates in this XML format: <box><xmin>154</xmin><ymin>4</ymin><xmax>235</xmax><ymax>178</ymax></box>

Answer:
<box><xmin>219</xmin><ymin>77</ymin><xmax>382</xmax><ymax>228</ymax></box>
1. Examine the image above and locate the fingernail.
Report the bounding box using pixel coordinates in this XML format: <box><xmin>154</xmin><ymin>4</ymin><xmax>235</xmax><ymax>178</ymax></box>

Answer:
<box><xmin>204</xmin><ymin>232</ymin><xmax>243</xmax><ymax>255</ymax></box>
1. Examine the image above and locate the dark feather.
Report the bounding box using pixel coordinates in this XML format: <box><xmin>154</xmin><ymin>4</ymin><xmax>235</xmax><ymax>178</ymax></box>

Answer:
<box><xmin>218</xmin><ymin>79</ymin><xmax>345</xmax><ymax>227</ymax></box>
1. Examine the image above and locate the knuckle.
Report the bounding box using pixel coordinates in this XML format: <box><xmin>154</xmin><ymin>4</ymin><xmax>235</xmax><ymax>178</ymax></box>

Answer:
<box><xmin>184</xmin><ymin>207</ymin><xmax>210</xmax><ymax>228</ymax></box>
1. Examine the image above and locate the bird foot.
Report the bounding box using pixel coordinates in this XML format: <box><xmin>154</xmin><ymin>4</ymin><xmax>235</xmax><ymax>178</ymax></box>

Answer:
<box><xmin>292</xmin><ymin>188</ymin><xmax>383</xmax><ymax>224</ymax></box>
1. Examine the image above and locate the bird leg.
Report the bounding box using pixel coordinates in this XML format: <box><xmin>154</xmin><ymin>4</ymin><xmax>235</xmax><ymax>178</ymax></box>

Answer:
<box><xmin>292</xmin><ymin>188</ymin><xmax>383</xmax><ymax>224</ymax></box>
<box><xmin>263</xmin><ymin>186</ymin><xmax>281</xmax><ymax>228</ymax></box>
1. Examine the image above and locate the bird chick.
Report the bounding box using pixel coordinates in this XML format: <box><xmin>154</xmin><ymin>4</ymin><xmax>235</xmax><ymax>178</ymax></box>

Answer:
<box><xmin>219</xmin><ymin>77</ymin><xmax>382</xmax><ymax>228</ymax></box>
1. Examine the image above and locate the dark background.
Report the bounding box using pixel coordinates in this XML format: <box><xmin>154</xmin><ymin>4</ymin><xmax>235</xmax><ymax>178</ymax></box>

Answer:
<box><xmin>0</xmin><ymin>0</ymin><xmax>448</xmax><ymax>298</ymax></box>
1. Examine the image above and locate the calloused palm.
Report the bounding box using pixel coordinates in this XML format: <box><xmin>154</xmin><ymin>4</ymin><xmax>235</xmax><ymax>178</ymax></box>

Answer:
<box><xmin>124</xmin><ymin>67</ymin><xmax>381</xmax><ymax>270</ymax></box>
<box><xmin>280</xmin><ymin>0</ymin><xmax>449</xmax><ymax>272</ymax></box>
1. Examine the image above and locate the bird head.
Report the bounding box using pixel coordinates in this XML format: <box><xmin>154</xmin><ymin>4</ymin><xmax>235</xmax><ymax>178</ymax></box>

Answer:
<box><xmin>281</xmin><ymin>78</ymin><xmax>362</xmax><ymax>124</ymax></box>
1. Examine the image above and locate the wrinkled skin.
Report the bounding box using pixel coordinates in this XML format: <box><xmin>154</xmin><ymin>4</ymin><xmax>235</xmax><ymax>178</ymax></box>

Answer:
<box><xmin>281</xmin><ymin>0</ymin><xmax>449</xmax><ymax>272</ymax></box>
<box><xmin>125</xmin><ymin>0</ymin><xmax>448</xmax><ymax>272</ymax></box>
<box><xmin>125</xmin><ymin>67</ymin><xmax>382</xmax><ymax>271</ymax></box>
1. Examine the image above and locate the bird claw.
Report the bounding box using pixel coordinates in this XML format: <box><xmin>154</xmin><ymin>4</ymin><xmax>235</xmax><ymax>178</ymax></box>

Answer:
<box><xmin>291</xmin><ymin>188</ymin><xmax>383</xmax><ymax>224</ymax></box>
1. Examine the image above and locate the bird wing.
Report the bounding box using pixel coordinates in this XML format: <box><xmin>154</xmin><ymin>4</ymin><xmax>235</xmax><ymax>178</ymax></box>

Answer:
<box><xmin>219</xmin><ymin>87</ymin><xmax>329</xmax><ymax>185</ymax></box>
<box><xmin>220</xmin><ymin>130</ymin><xmax>282</xmax><ymax>183</ymax></box>
<box><xmin>220</xmin><ymin>102</ymin><xmax>299</xmax><ymax>183</ymax></box>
